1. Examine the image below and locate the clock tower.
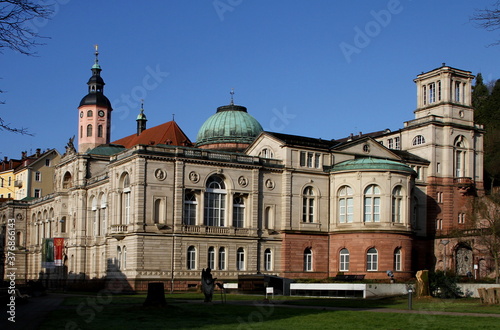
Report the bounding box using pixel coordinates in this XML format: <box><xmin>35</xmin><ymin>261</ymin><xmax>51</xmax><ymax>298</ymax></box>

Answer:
<box><xmin>78</xmin><ymin>45</ymin><xmax>112</xmax><ymax>153</ymax></box>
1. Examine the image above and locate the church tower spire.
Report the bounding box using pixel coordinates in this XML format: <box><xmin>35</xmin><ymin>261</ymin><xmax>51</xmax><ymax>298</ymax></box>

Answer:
<box><xmin>77</xmin><ymin>45</ymin><xmax>113</xmax><ymax>153</ymax></box>
<box><xmin>136</xmin><ymin>100</ymin><xmax>147</xmax><ymax>135</ymax></box>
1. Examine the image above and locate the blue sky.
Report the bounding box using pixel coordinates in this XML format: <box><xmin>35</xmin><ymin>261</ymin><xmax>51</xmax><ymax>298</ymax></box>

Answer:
<box><xmin>1</xmin><ymin>0</ymin><xmax>499</xmax><ymax>159</ymax></box>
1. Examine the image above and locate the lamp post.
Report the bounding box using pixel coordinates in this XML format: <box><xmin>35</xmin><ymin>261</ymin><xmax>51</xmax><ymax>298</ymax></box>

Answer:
<box><xmin>440</xmin><ymin>240</ymin><xmax>450</xmax><ymax>275</ymax></box>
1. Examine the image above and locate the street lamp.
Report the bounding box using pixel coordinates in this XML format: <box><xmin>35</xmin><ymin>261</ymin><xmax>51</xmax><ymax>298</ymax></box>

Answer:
<box><xmin>440</xmin><ymin>240</ymin><xmax>450</xmax><ymax>275</ymax></box>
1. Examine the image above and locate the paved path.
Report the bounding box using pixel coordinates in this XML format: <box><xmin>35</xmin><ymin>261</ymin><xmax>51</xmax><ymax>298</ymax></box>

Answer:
<box><xmin>1</xmin><ymin>293</ymin><xmax>65</xmax><ymax>330</ymax></box>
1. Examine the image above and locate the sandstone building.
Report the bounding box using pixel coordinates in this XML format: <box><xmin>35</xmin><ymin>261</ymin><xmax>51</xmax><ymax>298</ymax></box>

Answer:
<box><xmin>0</xmin><ymin>52</ymin><xmax>489</xmax><ymax>290</ymax></box>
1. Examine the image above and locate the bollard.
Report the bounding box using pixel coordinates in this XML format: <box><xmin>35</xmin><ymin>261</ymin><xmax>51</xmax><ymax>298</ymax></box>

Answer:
<box><xmin>408</xmin><ymin>287</ymin><xmax>413</xmax><ymax>310</ymax></box>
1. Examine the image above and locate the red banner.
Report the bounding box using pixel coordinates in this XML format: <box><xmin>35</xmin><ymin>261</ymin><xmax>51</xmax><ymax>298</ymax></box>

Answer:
<box><xmin>53</xmin><ymin>238</ymin><xmax>64</xmax><ymax>266</ymax></box>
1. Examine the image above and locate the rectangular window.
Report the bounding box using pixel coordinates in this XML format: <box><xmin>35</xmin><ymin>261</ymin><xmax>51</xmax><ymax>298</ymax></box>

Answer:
<box><xmin>373</xmin><ymin>197</ymin><xmax>380</xmax><ymax>222</ymax></box>
<box><xmin>340</xmin><ymin>253</ymin><xmax>349</xmax><ymax>272</ymax></box>
<box><xmin>218</xmin><ymin>248</ymin><xmax>226</xmax><ymax>270</ymax></box>
<box><xmin>307</xmin><ymin>152</ymin><xmax>313</xmax><ymax>168</ymax></box>
<box><xmin>423</xmin><ymin>85</ymin><xmax>427</xmax><ymax>105</ymax></box>
<box><xmin>0</xmin><ymin>178</ymin><xmax>3</xmax><ymax>187</ymax></box>
<box><xmin>364</xmin><ymin>198</ymin><xmax>372</xmax><ymax>222</ymax></box>
<box><xmin>455</xmin><ymin>81</ymin><xmax>461</xmax><ymax>102</ymax></box>
<box><xmin>314</xmin><ymin>153</ymin><xmax>321</xmax><ymax>168</ymax></box>
<box><xmin>45</xmin><ymin>159</ymin><xmax>51</xmax><ymax>167</ymax></box>
<box><xmin>34</xmin><ymin>189</ymin><xmax>41</xmax><ymax>198</ymax></box>
<box><xmin>436</xmin><ymin>162</ymin><xmax>441</xmax><ymax>173</ymax></box>
<box><xmin>388</xmin><ymin>139</ymin><xmax>393</xmax><ymax>149</ymax></box>
<box><xmin>438</xmin><ymin>80</ymin><xmax>442</xmax><ymax>101</ymax></box>
<box><xmin>300</xmin><ymin>151</ymin><xmax>306</xmax><ymax>167</ymax></box>
<box><xmin>8</xmin><ymin>177</ymin><xmax>11</xmax><ymax>186</ymax></box>
<box><xmin>429</xmin><ymin>82</ymin><xmax>435</xmax><ymax>103</ymax></box>
<box><xmin>394</xmin><ymin>252</ymin><xmax>401</xmax><ymax>271</ymax></box>
<box><xmin>35</xmin><ymin>171</ymin><xmax>41</xmax><ymax>182</ymax></box>
<box><xmin>394</xmin><ymin>137</ymin><xmax>400</xmax><ymax>150</ymax></box>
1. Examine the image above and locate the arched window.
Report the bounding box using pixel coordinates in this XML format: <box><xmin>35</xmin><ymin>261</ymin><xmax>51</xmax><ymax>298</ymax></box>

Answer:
<box><xmin>99</xmin><ymin>193</ymin><xmax>107</xmax><ymax>236</ymax></box>
<box><xmin>63</xmin><ymin>172</ymin><xmax>72</xmax><ymax>189</ymax></box>
<box><xmin>302</xmin><ymin>186</ymin><xmax>315</xmax><ymax>223</ymax></box>
<box><xmin>153</xmin><ymin>199</ymin><xmax>163</xmax><ymax>224</ymax></box>
<box><xmin>87</xmin><ymin>110</ymin><xmax>93</xmax><ymax>117</ymax></box>
<box><xmin>237</xmin><ymin>247</ymin><xmax>245</xmax><ymax>271</ymax></box>
<box><xmin>364</xmin><ymin>185</ymin><xmax>381</xmax><ymax>222</ymax></box>
<box><xmin>121</xmin><ymin>173</ymin><xmax>131</xmax><ymax>225</ymax></box>
<box><xmin>60</xmin><ymin>216</ymin><xmax>66</xmax><ymax>233</ymax></box>
<box><xmin>454</xmin><ymin>135</ymin><xmax>467</xmax><ymax>177</ymax></box>
<box><xmin>339</xmin><ymin>248</ymin><xmax>350</xmax><ymax>271</ymax></box>
<box><xmin>260</xmin><ymin>148</ymin><xmax>274</xmax><ymax>158</ymax></box>
<box><xmin>122</xmin><ymin>246</ymin><xmax>127</xmax><ymax>270</ymax></box>
<box><xmin>117</xmin><ymin>246</ymin><xmax>122</xmax><ymax>270</ymax></box>
<box><xmin>264</xmin><ymin>206</ymin><xmax>273</xmax><ymax>229</ymax></box>
<box><xmin>412</xmin><ymin>196</ymin><xmax>419</xmax><ymax>229</ymax></box>
<box><xmin>218</xmin><ymin>247</ymin><xmax>226</xmax><ymax>270</ymax></box>
<box><xmin>207</xmin><ymin>247</ymin><xmax>215</xmax><ymax>270</ymax></box>
<box><xmin>338</xmin><ymin>186</ymin><xmax>353</xmax><ymax>223</ymax></box>
<box><xmin>91</xmin><ymin>196</ymin><xmax>98</xmax><ymax>236</ymax></box>
<box><xmin>392</xmin><ymin>186</ymin><xmax>403</xmax><ymax>223</ymax></box>
<box><xmin>367</xmin><ymin>248</ymin><xmax>378</xmax><ymax>271</ymax></box>
<box><xmin>304</xmin><ymin>248</ymin><xmax>312</xmax><ymax>271</ymax></box>
<box><xmin>187</xmin><ymin>246</ymin><xmax>196</xmax><ymax>270</ymax></box>
<box><xmin>412</xmin><ymin>135</ymin><xmax>425</xmax><ymax>146</ymax></box>
<box><xmin>233</xmin><ymin>195</ymin><xmax>245</xmax><ymax>228</ymax></box>
<box><xmin>98</xmin><ymin>125</ymin><xmax>103</xmax><ymax>138</ymax></box>
<box><xmin>264</xmin><ymin>248</ymin><xmax>272</xmax><ymax>271</ymax></box>
<box><xmin>87</xmin><ymin>124</ymin><xmax>93</xmax><ymax>137</ymax></box>
<box><xmin>394</xmin><ymin>248</ymin><xmax>402</xmax><ymax>271</ymax></box>
<box><xmin>183</xmin><ymin>192</ymin><xmax>197</xmax><ymax>225</ymax></box>
<box><xmin>204</xmin><ymin>176</ymin><xmax>226</xmax><ymax>226</ymax></box>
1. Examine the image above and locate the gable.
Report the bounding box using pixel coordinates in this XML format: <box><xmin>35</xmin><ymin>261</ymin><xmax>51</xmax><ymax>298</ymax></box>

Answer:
<box><xmin>333</xmin><ymin>137</ymin><xmax>401</xmax><ymax>161</ymax></box>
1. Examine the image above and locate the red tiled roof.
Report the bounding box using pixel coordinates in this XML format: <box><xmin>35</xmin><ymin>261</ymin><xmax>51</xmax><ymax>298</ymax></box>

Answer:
<box><xmin>112</xmin><ymin>121</ymin><xmax>193</xmax><ymax>149</ymax></box>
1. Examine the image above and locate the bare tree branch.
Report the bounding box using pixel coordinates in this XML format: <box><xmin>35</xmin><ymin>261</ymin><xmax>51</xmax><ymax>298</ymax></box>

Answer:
<box><xmin>0</xmin><ymin>0</ymin><xmax>53</xmax><ymax>136</ymax></box>
<box><xmin>471</xmin><ymin>1</ymin><xmax>500</xmax><ymax>45</ymax></box>
<box><xmin>0</xmin><ymin>0</ymin><xmax>53</xmax><ymax>55</ymax></box>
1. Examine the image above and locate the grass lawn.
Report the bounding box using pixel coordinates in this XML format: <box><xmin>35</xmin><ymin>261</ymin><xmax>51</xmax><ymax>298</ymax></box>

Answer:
<box><xmin>41</xmin><ymin>293</ymin><xmax>500</xmax><ymax>330</ymax></box>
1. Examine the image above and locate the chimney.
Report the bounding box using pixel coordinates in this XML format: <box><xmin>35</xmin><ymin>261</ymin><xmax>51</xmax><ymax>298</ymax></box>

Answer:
<box><xmin>22</xmin><ymin>151</ymin><xmax>27</xmax><ymax>159</ymax></box>
<box><xmin>36</xmin><ymin>148</ymin><xmax>41</xmax><ymax>157</ymax></box>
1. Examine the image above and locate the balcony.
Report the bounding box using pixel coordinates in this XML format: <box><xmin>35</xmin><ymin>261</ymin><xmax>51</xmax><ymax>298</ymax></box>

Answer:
<box><xmin>109</xmin><ymin>224</ymin><xmax>127</xmax><ymax>240</ymax></box>
<box><xmin>14</xmin><ymin>180</ymin><xmax>23</xmax><ymax>188</ymax></box>
<box><xmin>454</xmin><ymin>177</ymin><xmax>475</xmax><ymax>195</ymax></box>
<box><xmin>180</xmin><ymin>225</ymin><xmax>255</xmax><ymax>236</ymax></box>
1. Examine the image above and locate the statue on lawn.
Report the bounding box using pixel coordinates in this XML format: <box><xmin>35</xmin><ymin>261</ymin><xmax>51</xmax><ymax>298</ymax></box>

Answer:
<box><xmin>201</xmin><ymin>268</ymin><xmax>217</xmax><ymax>302</ymax></box>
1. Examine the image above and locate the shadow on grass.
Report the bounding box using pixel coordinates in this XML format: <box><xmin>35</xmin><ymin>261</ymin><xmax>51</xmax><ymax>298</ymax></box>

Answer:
<box><xmin>39</xmin><ymin>294</ymin><xmax>500</xmax><ymax>330</ymax></box>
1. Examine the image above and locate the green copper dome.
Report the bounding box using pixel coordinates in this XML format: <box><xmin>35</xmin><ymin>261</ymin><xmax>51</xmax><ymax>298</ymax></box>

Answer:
<box><xmin>196</xmin><ymin>104</ymin><xmax>263</xmax><ymax>148</ymax></box>
<box><xmin>330</xmin><ymin>157</ymin><xmax>415</xmax><ymax>174</ymax></box>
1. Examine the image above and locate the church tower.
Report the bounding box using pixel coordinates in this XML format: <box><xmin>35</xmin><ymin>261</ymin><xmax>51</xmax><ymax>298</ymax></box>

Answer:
<box><xmin>77</xmin><ymin>46</ymin><xmax>112</xmax><ymax>153</ymax></box>
<box><xmin>404</xmin><ymin>64</ymin><xmax>484</xmax><ymax>237</ymax></box>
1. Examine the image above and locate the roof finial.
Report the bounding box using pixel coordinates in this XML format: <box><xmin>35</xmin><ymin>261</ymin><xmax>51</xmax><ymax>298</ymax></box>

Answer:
<box><xmin>140</xmin><ymin>98</ymin><xmax>144</xmax><ymax>111</ymax></box>
<box><xmin>172</xmin><ymin>113</ymin><xmax>175</xmax><ymax>121</ymax></box>
<box><xmin>92</xmin><ymin>44</ymin><xmax>101</xmax><ymax>70</ymax></box>
<box><xmin>230</xmin><ymin>88</ymin><xmax>235</xmax><ymax>105</ymax></box>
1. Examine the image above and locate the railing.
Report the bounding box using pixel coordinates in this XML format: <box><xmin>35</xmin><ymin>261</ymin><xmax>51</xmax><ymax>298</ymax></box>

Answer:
<box><xmin>205</xmin><ymin>226</ymin><xmax>231</xmax><ymax>234</ymax></box>
<box><xmin>180</xmin><ymin>225</ymin><xmax>254</xmax><ymax>236</ymax></box>
<box><xmin>110</xmin><ymin>224</ymin><xmax>127</xmax><ymax>234</ymax></box>
<box><xmin>14</xmin><ymin>180</ymin><xmax>23</xmax><ymax>187</ymax></box>
<box><xmin>181</xmin><ymin>225</ymin><xmax>201</xmax><ymax>233</ymax></box>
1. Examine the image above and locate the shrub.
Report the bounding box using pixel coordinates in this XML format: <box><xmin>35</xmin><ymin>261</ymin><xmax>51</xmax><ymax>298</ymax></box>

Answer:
<box><xmin>429</xmin><ymin>270</ymin><xmax>463</xmax><ymax>299</ymax></box>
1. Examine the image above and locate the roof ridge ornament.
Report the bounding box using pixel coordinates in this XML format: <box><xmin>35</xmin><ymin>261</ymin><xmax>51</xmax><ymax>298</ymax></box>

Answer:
<box><xmin>230</xmin><ymin>88</ymin><xmax>235</xmax><ymax>105</ymax></box>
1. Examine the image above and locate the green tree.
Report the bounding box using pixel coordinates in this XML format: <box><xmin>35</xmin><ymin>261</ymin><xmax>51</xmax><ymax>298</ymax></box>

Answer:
<box><xmin>472</xmin><ymin>73</ymin><xmax>491</xmax><ymax>124</ymax></box>
<box><xmin>473</xmin><ymin>76</ymin><xmax>500</xmax><ymax>191</ymax></box>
